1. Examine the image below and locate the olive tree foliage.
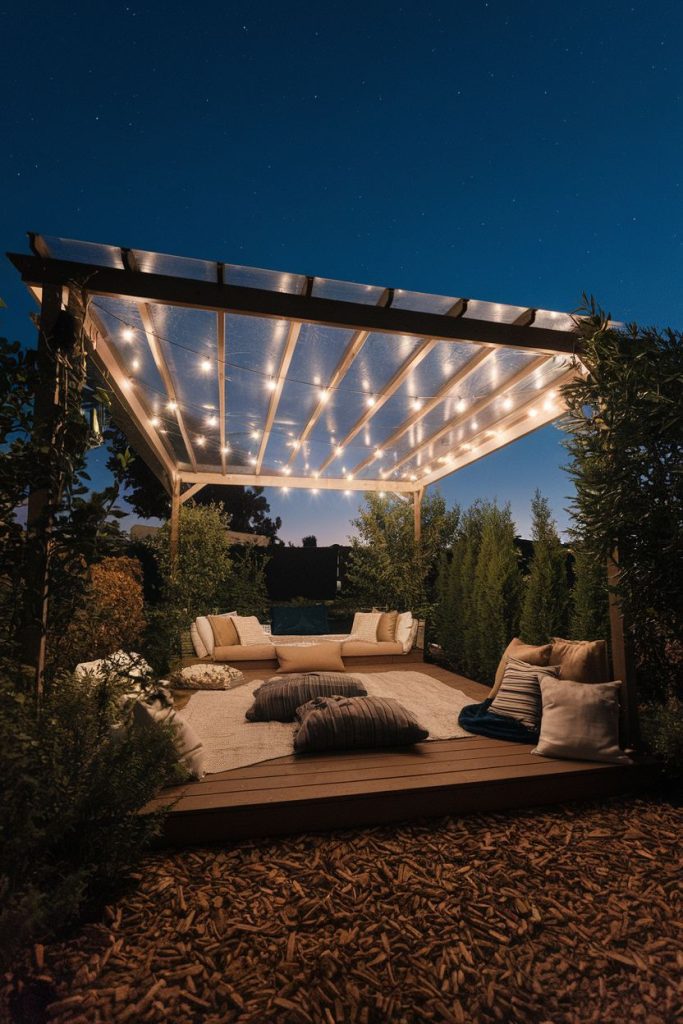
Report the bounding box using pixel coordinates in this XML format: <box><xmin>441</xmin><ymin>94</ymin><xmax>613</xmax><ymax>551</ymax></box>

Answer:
<box><xmin>560</xmin><ymin>299</ymin><xmax>683</xmax><ymax>704</ymax></box>
<box><xmin>519</xmin><ymin>491</ymin><xmax>569</xmax><ymax>645</ymax></box>
<box><xmin>346</xmin><ymin>492</ymin><xmax>460</xmax><ymax>617</ymax></box>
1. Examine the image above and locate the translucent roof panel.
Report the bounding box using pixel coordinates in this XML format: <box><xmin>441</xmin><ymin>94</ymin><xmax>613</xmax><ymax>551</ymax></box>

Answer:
<box><xmin>18</xmin><ymin>235</ymin><xmax>581</xmax><ymax>491</ymax></box>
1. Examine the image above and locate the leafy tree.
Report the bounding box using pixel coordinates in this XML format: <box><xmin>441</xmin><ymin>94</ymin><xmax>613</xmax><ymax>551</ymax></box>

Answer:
<box><xmin>346</xmin><ymin>492</ymin><xmax>459</xmax><ymax>617</ymax></box>
<box><xmin>569</xmin><ymin>540</ymin><xmax>609</xmax><ymax>643</ymax></box>
<box><xmin>302</xmin><ymin>535</ymin><xmax>318</xmax><ymax>547</ymax></box>
<box><xmin>561</xmin><ymin>299</ymin><xmax>683</xmax><ymax>703</ymax></box>
<box><xmin>472</xmin><ymin>502</ymin><xmax>522</xmax><ymax>683</ymax></box>
<box><xmin>519</xmin><ymin>491</ymin><xmax>569</xmax><ymax>645</ymax></box>
<box><xmin>148</xmin><ymin>503</ymin><xmax>233</xmax><ymax>619</ymax></box>
<box><xmin>107</xmin><ymin>428</ymin><xmax>282</xmax><ymax>540</ymax></box>
<box><xmin>227</xmin><ymin>547</ymin><xmax>270</xmax><ymax>618</ymax></box>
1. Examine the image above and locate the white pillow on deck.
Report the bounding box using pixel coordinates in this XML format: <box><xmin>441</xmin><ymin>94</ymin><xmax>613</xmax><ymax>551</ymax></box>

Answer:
<box><xmin>232</xmin><ymin>614</ymin><xmax>271</xmax><ymax>646</ymax></box>
<box><xmin>133</xmin><ymin>699</ymin><xmax>206</xmax><ymax>779</ymax></box>
<box><xmin>532</xmin><ymin>677</ymin><xmax>632</xmax><ymax>765</ymax></box>
<box><xmin>190</xmin><ymin>622</ymin><xmax>208</xmax><ymax>659</ymax></box>
<box><xmin>349</xmin><ymin>611</ymin><xmax>382</xmax><ymax>643</ymax></box>
<box><xmin>195</xmin><ymin>612</ymin><xmax>237</xmax><ymax>656</ymax></box>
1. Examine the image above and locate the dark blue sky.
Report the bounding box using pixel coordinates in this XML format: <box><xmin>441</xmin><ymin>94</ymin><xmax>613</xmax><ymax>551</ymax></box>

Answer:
<box><xmin>2</xmin><ymin>2</ymin><xmax>681</xmax><ymax>543</ymax></box>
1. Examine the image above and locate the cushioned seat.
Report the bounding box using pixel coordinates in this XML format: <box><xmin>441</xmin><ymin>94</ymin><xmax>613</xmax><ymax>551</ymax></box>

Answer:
<box><xmin>341</xmin><ymin>640</ymin><xmax>404</xmax><ymax>657</ymax></box>
<box><xmin>213</xmin><ymin>643</ymin><xmax>275</xmax><ymax>662</ymax></box>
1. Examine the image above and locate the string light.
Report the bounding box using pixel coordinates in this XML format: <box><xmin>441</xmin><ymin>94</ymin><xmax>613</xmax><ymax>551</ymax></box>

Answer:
<box><xmin>319</xmin><ymin>389</ymin><xmax>329</xmax><ymax>403</ymax></box>
<box><xmin>281</xmin><ymin>466</ymin><xmax>291</xmax><ymax>475</ymax></box>
<box><xmin>412</xmin><ymin>397</ymin><xmax>422</xmax><ymax>411</ymax></box>
<box><xmin>206</xmin><ymin>415</ymin><xmax>218</xmax><ymax>427</ymax></box>
<box><xmin>528</xmin><ymin>407</ymin><xmax>539</xmax><ymax>418</ymax></box>
<box><xmin>379</xmin><ymin>491</ymin><xmax>386</xmax><ymax>498</ymax></box>
<box><xmin>121</xmin><ymin>327</ymin><xmax>135</xmax><ymax>342</ymax></box>
<box><xmin>196</xmin><ymin>436</ymin><xmax>207</xmax><ymax>447</ymax></box>
<box><xmin>374</xmin><ymin>448</ymin><xmax>384</xmax><ymax>459</ymax></box>
<box><xmin>251</xmin><ymin>430</ymin><xmax>260</xmax><ymax>439</ymax></box>
<box><xmin>166</xmin><ymin>400</ymin><xmax>177</xmax><ymax>411</ymax></box>
<box><xmin>335</xmin><ymin>445</ymin><xmax>344</xmax><ymax>457</ymax></box>
<box><xmin>221</xmin><ymin>446</ymin><xmax>230</xmax><ymax>455</ymax></box>
<box><xmin>281</xmin><ymin>486</ymin><xmax>289</xmax><ymax>493</ymax></box>
<box><xmin>149</xmin><ymin>416</ymin><xmax>161</xmax><ymax>428</ymax></box>
<box><xmin>471</xmin><ymin>420</ymin><xmax>478</xmax><ymax>431</ymax></box>
<box><xmin>366</xmin><ymin>396</ymin><xmax>376</xmax><ymax>407</ymax></box>
<box><xmin>266</xmin><ymin>378</ymin><xmax>277</xmax><ymax>391</ymax></box>
<box><xmin>457</xmin><ymin>398</ymin><xmax>467</xmax><ymax>412</ymax></box>
<box><xmin>131</xmin><ymin>357</ymin><xmax>141</xmax><ymax>371</ymax></box>
<box><xmin>344</xmin><ymin>490</ymin><xmax>351</xmax><ymax>496</ymax></box>
<box><xmin>200</xmin><ymin>357</ymin><xmax>212</xmax><ymax>373</ymax></box>
<box><xmin>249</xmin><ymin>456</ymin><xmax>257</xmax><ymax>465</ymax></box>
<box><xmin>346</xmin><ymin>473</ymin><xmax>354</xmax><ymax>481</ymax></box>
<box><xmin>502</xmin><ymin>396</ymin><xmax>513</xmax><ymax>411</ymax></box>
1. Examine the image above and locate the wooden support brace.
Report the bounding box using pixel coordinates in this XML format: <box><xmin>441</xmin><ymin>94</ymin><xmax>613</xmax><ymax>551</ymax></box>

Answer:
<box><xmin>607</xmin><ymin>551</ymin><xmax>640</xmax><ymax>749</ymax></box>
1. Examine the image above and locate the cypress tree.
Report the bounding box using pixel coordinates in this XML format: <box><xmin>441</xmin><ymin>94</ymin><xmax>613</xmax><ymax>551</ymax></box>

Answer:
<box><xmin>520</xmin><ymin>490</ymin><xmax>570</xmax><ymax>645</ymax></box>
<box><xmin>472</xmin><ymin>503</ymin><xmax>522</xmax><ymax>683</ymax></box>
<box><xmin>569</xmin><ymin>540</ymin><xmax>609</xmax><ymax>642</ymax></box>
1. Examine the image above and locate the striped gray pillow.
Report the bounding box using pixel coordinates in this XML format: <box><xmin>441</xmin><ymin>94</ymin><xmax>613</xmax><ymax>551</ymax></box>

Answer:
<box><xmin>490</xmin><ymin>658</ymin><xmax>561</xmax><ymax>731</ymax></box>
<box><xmin>294</xmin><ymin>695</ymin><xmax>429</xmax><ymax>753</ymax></box>
<box><xmin>245</xmin><ymin>672</ymin><xmax>367</xmax><ymax>722</ymax></box>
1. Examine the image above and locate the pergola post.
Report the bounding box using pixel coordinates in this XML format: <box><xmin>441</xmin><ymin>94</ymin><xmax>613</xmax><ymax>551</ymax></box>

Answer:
<box><xmin>170</xmin><ymin>476</ymin><xmax>181</xmax><ymax>573</ymax></box>
<box><xmin>607</xmin><ymin>551</ymin><xmax>640</xmax><ymax>749</ymax></box>
<box><xmin>21</xmin><ymin>284</ymin><xmax>86</xmax><ymax>699</ymax></box>
<box><xmin>413</xmin><ymin>488</ymin><xmax>424</xmax><ymax>544</ymax></box>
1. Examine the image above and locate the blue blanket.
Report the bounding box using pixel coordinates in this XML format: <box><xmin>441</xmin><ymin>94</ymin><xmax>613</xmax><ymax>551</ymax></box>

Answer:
<box><xmin>458</xmin><ymin>698</ymin><xmax>538</xmax><ymax>744</ymax></box>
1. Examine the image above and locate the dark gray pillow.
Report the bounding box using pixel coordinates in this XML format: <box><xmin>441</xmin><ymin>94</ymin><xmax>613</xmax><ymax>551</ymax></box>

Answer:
<box><xmin>293</xmin><ymin>695</ymin><xmax>429</xmax><ymax>753</ymax></box>
<box><xmin>245</xmin><ymin>672</ymin><xmax>367</xmax><ymax>723</ymax></box>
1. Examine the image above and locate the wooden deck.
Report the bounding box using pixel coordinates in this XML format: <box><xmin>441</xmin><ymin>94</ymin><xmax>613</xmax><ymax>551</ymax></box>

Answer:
<box><xmin>151</xmin><ymin>663</ymin><xmax>655</xmax><ymax>846</ymax></box>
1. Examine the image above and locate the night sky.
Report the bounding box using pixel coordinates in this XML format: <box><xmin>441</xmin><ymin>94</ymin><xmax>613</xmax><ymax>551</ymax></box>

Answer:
<box><xmin>2</xmin><ymin>2</ymin><xmax>681</xmax><ymax>544</ymax></box>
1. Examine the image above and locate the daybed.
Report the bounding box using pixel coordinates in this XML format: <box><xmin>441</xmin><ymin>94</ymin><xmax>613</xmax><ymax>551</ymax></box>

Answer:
<box><xmin>187</xmin><ymin>610</ymin><xmax>421</xmax><ymax>667</ymax></box>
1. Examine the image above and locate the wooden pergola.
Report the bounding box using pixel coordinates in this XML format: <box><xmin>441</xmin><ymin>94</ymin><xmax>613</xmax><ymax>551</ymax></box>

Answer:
<box><xmin>8</xmin><ymin>233</ymin><xmax>637</xmax><ymax>743</ymax></box>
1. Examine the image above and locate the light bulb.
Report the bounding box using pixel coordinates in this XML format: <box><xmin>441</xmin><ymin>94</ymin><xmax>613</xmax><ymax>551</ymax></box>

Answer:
<box><xmin>344</xmin><ymin>490</ymin><xmax>351</xmax><ymax>496</ymax></box>
<box><xmin>313</xmin><ymin>375</ymin><xmax>321</xmax><ymax>386</ymax></box>
<box><xmin>131</xmin><ymin>357</ymin><xmax>140</xmax><ymax>372</ymax></box>
<box><xmin>221</xmin><ymin>446</ymin><xmax>230</xmax><ymax>455</ymax></box>
<box><xmin>412</xmin><ymin>398</ymin><xmax>422</xmax><ymax>411</ymax></box>
<box><xmin>374</xmin><ymin>449</ymin><xmax>384</xmax><ymax>459</ymax></box>
<box><xmin>200</xmin><ymin>357</ymin><xmax>212</xmax><ymax>373</ymax></box>
<box><xmin>196</xmin><ymin>436</ymin><xmax>206</xmax><ymax>447</ymax></box>
<box><xmin>249</xmin><ymin>456</ymin><xmax>257</xmax><ymax>465</ymax></box>
<box><xmin>281</xmin><ymin>486</ymin><xmax>289</xmax><ymax>493</ymax></box>
<box><xmin>251</xmin><ymin>430</ymin><xmax>259</xmax><ymax>439</ymax></box>
<box><xmin>149</xmin><ymin>416</ymin><xmax>161</xmax><ymax>428</ymax></box>
<box><xmin>528</xmin><ymin>407</ymin><xmax>538</xmax><ymax>418</ymax></box>
<box><xmin>335</xmin><ymin>445</ymin><xmax>344</xmax><ymax>457</ymax></box>
<box><xmin>410</xmin><ymin>474</ymin><xmax>417</xmax><ymax>481</ymax></box>
<box><xmin>457</xmin><ymin>399</ymin><xmax>467</xmax><ymax>413</ymax></box>
<box><xmin>379</xmin><ymin>491</ymin><xmax>386</xmax><ymax>498</ymax></box>
<box><xmin>266</xmin><ymin>379</ymin><xmax>277</xmax><ymax>391</ymax></box>
<box><xmin>121</xmin><ymin>327</ymin><xmax>135</xmax><ymax>342</ymax></box>
<box><xmin>167</xmin><ymin>400</ymin><xmax>177</xmax><ymax>411</ymax></box>
<box><xmin>346</xmin><ymin>473</ymin><xmax>354</xmax><ymax>481</ymax></box>
<box><xmin>312</xmin><ymin>488</ymin><xmax>319</xmax><ymax>495</ymax></box>
<box><xmin>502</xmin><ymin>397</ymin><xmax>513</xmax><ymax>411</ymax></box>
<box><xmin>206</xmin><ymin>415</ymin><xmax>218</xmax><ymax>427</ymax></box>
<box><xmin>471</xmin><ymin>420</ymin><xmax>478</xmax><ymax>431</ymax></box>
<box><xmin>366</xmin><ymin>396</ymin><xmax>376</xmax><ymax>407</ymax></box>
<box><xmin>319</xmin><ymin>389</ymin><xmax>329</xmax><ymax>403</ymax></box>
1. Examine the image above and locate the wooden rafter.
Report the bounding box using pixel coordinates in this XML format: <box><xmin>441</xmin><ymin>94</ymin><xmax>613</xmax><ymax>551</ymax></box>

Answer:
<box><xmin>285</xmin><ymin>288</ymin><xmax>394</xmax><ymax>469</ymax></box>
<box><xmin>316</xmin><ymin>299</ymin><xmax>469</xmax><ymax>476</ymax></box>
<box><xmin>178</xmin><ymin>469</ymin><xmax>414</xmax><ymax>493</ymax></box>
<box><xmin>9</xmin><ymin>253</ymin><xmax>581</xmax><ymax>356</ymax></box>
<box><xmin>385</xmin><ymin>354</ymin><xmax>551</xmax><ymax>478</ymax></box>
<box><xmin>217</xmin><ymin>308</ymin><xmax>226</xmax><ymax>473</ymax></box>
<box><xmin>120</xmin><ymin>249</ymin><xmax>198</xmax><ymax>472</ymax></box>
<box><xmin>414</xmin><ymin>366</ymin><xmax>579</xmax><ymax>489</ymax></box>
<box><xmin>350</xmin><ymin>348</ymin><xmax>493</xmax><ymax>476</ymax></box>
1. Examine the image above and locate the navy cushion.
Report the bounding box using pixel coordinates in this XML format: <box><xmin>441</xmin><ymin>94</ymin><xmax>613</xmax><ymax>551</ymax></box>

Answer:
<box><xmin>270</xmin><ymin>605</ymin><xmax>330</xmax><ymax>636</ymax></box>
<box><xmin>458</xmin><ymin>698</ymin><xmax>539</xmax><ymax>743</ymax></box>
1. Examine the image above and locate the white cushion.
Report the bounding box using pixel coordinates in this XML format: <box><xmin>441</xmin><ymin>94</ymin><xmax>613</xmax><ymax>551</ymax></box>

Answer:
<box><xmin>232</xmin><ymin>614</ymin><xmax>270</xmax><ymax>646</ymax></box>
<box><xmin>395</xmin><ymin>612</ymin><xmax>414</xmax><ymax>651</ymax></box>
<box><xmin>75</xmin><ymin>650</ymin><xmax>152</xmax><ymax>680</ymax></box>
<box><xmin>133</xmin><ymin>699</ymin><xmax>206</xmax><ymax>779</ymax></box>
<box><xmin>195</xmin><ymin>612</ymin><xmax>237</xmax><ymax>656</ymax></box>
<box><xmin>532</xmin><ymin>678</ymin><xmax>631</xmax><ymax>765</ymax></box>
<box><xmin>190</xmin><ymin>622</ymin><xmax>208</xmax><ymax>659</ymax></box>
<box><xmin>349</xmin><ymin>611</ymin><xmax>382</xmax><ymax>643</ymax></box>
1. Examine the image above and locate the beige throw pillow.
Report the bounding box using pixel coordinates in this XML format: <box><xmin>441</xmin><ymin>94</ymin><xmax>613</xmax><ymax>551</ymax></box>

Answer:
<box><xmin>276</xmin><ymin>642</ymin><xmax>346</xmax><ymax>674</ymax></box>
<box><xmin>549</xmin><ymin>637</ymin><xmax>610</xmax><ymax>684</ymax></box>
<box><xmin>350</xmin><ymin>611</ymin><xmax>382</xmax><ymax>643</ymax></box>
<box><xmin>377</xmin><ymin>610</ymin><xmax>399</xmax><ymax>642</ymax></box>
<box><xmin>532</xmin><ymin>677</ymin><xmax>631</xmax><ymax>764</ymax></box>
<box><xmin>232</xmin><ymin>615</ymin><xmax>270</xmax><ymax>646</ymax></box>
<box><xmin>208</xmin><ymin>614</ymin><xmax>239</xmax><ymax>648</ymax></box>
<box><xmin>491</xmin><ymin>638</ymin><xmax>553</xmax><ymax>698</ymax></box>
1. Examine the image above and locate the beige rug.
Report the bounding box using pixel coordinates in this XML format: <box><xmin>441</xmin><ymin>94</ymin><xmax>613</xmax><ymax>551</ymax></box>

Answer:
<box><xmin>177</xmin><ymin>671</ymin><xmax>475</xmax><ymax>775</ymax></box>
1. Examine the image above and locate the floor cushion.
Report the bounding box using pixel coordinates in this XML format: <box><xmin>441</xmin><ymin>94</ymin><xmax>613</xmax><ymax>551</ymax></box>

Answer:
<box><xmin>532</xmin><ymin>678</ymin><xmax>631</xmax><ymax>764</ymax></box>
<box><xmin>458</xmin><ymin>698</ymin><xmax>540</xmax><ymax>743</ymax></box>
<box><xmin>294</xmin><ymin>695</ymin><xmax>429</xmax><ymax>753</ymax></box>
<box><xmin>246</xmin><ymin>672</ymin><xmax>367</xmax><ymax>722</ymax></box>
<box><xmin>275</xmin><ymin>641</ymin><xmax>345</xmax><ymax>674</ymax></box>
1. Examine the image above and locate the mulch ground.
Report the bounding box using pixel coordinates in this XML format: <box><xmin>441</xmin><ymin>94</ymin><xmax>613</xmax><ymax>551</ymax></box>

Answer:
<box><xmin>3</xmin><ymin>796</ymin><xmax>682</xmax><ymax>1024</ymax></box>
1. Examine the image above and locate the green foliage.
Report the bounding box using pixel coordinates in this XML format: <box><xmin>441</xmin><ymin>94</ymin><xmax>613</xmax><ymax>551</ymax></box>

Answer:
<box><xmin>433</xmin><ymin>500</ymin><xmax>523</xmax><ymax>683</ymax></box>
<box><xmin>569</xmin><ymin>541</ymin><xmax>609</xmax><ymax>643</ymax></box>
<box><xmin>472</xmin><ymin>503</ymin><xmax>522</xmax><ymax>683</ymax></box>
<box><xmin>149</xmin><ymin>503</ymin><xmax>234</xmax><ymax>618</ymax></box>
<box><xmin>0</xmin><ymin>664</ymin><xmax>184</xmax><ymax>965</ymax></box>
<box><xmin>561</xmin><ymin>299</ymin><xmax>683</xmax><ymax>702</ymax></box>
<box><xmin>227</xmin><ymin>546</ymin><xmax>270</xmax><ymax>618</ymax></box>
<box><xmin>640</xmin><ymin>697</ymin><xmax>683</xmax><ymax>776</ymax></box>
<box><xmin>346</xmin><ymin>492</ymin><xmax>460</xmax><ymax>618</ymax></box>
<box><xmin>519</xmin><ymin>491</ymin><xmax>569</xmax><ymax>645</ymax></box>
<box><xmin>302</xmin><ymin>535</ymin><xmax>318</xmax><ymax>547</ymax></box>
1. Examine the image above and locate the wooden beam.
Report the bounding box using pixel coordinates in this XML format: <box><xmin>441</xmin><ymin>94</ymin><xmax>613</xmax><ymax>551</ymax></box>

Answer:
<box><xmin>413</xmin><ymin>488</ymin><xmax>424</xmax><ymax>543</ymax></box>
<box><xmin>388</xmin><ymin>354</ymin><xmax>551</xmax><ymax>478</ymax></box>
<box><xmin>351</xmin><ymin>348</ymin><xmax>493</xmax><ymax>476</ymax></box>
<box><xmin>607</xmin><ymin>553</ymin><xmax>640</xmax><ymax>749</ymax></box>
<box><xmin>413</xmin><ymin>366</ymin><xmax>579</xmax><ymax>489</ymax></box>
<box><xmin>8</xmin><ymin>253</ymin><xmax>581</xmax><ymax>356</ymax></box>
<box><xmin>120</xmin><ymin>249</ymin><xmax>198</xmax><ymax>471</ymax></box>
<box><xmin>179</xmin><ymin>482</ymin><xmax>206</xmax><ymax>505</ymax></box>
<box><xmin>178</xmin><ymin>470</ymin><xmax>415</xmax><ymax>493</ymax></box>
<box><xmin>285</xmin><ymin>288</ymin><xmax>394</xmax><ymax>469</ymax></box>
<box><xmin>170</xmin><ymin>477</ymin><xmax>181</xmax><ymax>571</ymax></box>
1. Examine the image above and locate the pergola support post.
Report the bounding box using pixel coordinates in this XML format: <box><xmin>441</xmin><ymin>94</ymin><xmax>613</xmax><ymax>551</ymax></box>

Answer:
<box><xmin>170</xmin><ymin>476</ymin><xmax>181</xmax><ymax>573</ymax></box>
<box><xmin>607</xmin><ymin>551</ymin><xmax>639</xmax><ymax>749</ymax></box>
<box><xmin>21</xmin><ymin>284</ymin><xmax>86</xmax><ymax>700</ymax></box>
<box><xmin>413</xmin><ymin>488</ymin><xmax>424</xmax><ymax>544</ymax></box>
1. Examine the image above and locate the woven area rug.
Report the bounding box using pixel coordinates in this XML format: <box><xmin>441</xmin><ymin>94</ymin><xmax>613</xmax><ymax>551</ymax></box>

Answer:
<box><xmin>177</xmin><ymin>671</ymin><xmax>475</xmax><ymax>775</ymax></box>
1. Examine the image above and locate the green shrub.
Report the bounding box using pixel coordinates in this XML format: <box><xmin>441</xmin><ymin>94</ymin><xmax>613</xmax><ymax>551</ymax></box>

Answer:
<box><xmin>640</xmin><ymin>698</ymin><xmax>683</xmax><ymax>776</ymax></box>
<box><xmin>520</xmin><ymin>491</ymin><xmax>569</xmax><ymax>645</ymax></box>
<box><xmin>0</xmin><ymin>664</ymin><xmax>185</xmax><ymax>965</ymax></box>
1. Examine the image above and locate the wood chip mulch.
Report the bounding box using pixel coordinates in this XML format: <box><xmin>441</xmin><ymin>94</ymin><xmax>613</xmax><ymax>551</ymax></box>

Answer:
<box><xmin>3</xmin><ymin>796</ymin><xmax>682</xmax><ymax>1024</ymax></box>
